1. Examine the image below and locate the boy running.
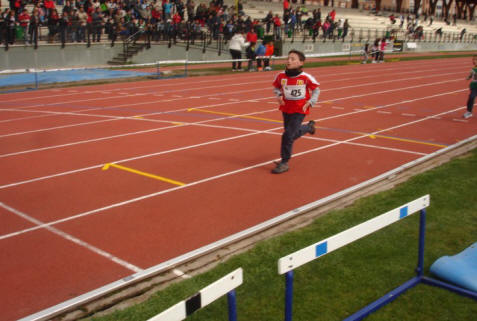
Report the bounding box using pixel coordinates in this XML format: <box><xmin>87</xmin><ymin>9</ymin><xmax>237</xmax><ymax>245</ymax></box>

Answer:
<box><xmin>463</xmin><ymin>55</ymin><xmax>477</xmax><ymax>119</ymax></box>
<box><xmin>271</xmin><ymin>49</ymin><xmax>320</xmax><ymax>174</ymax></box>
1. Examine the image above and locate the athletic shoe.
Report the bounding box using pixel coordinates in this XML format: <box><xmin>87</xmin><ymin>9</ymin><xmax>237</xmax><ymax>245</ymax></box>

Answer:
<box><xmin>308</xmin><ymin>120</ymin><xmax>316</xmax><ymax>135</ymax></box>
<box><xmin>271</xmin><ymin>162</ymin><xmax>289</xmax><ymax>174</ymax></box>
<box><xmin>463</xmin><ymin>111</ymin><xmax>473</xmax><ymax>119</ymax></box>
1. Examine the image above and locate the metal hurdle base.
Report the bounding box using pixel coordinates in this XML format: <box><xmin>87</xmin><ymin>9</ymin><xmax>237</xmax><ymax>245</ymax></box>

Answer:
<box><xmin>343</xmin><ymin>208</ymin><xmax>477</xmax><ymax>321</ymax></box>
<box><xmin>343</xmin><ymin>276</ymin><xmax>477</xmax><ymax>321</ymax></box>
<box><xmin>280</xmin><ymin>200</ymin><xmax>477</xmax><ymax>321</ymax></box>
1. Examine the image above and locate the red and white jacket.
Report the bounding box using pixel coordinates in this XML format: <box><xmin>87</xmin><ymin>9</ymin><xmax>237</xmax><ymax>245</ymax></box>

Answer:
<box><xmin>272</xmin><ymin>71</ymin><xmax>320</xmax><ymax>115</ymax></box>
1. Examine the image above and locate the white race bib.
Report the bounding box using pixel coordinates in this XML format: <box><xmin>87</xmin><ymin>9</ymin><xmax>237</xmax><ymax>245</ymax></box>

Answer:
<box><xmin>283</xmin><ymin>85</ymin><xmax>306</xmax><ymax>100</ymax></box>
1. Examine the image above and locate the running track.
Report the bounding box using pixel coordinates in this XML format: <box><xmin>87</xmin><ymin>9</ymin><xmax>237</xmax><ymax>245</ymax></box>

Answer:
<box><xmin>1</xmin><ymin>57</ymin><xmax>476</xmax><ymax>321</ymax></box>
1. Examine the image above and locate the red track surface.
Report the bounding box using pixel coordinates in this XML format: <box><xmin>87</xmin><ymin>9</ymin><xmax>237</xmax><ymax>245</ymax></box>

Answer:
<box><xmin>1</xmin><ymin>57</ymin><xmax>476</xmax><ymax>321</ymax></box>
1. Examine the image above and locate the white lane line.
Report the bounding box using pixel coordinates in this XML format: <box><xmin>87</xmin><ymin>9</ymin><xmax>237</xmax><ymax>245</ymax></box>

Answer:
<box><xmin>0</xmin><ymin>60</ymin><xmax>466</xmax><ymax>105</ymax></box>
<box><xmin>0</xmin><ymin>85</ymin><xmax>465</xmax><ymax>165</ymax></box>
<box><xmin>0</xmin><ymin>106</ymin><xmax>463</xmax><ymax>241</ymax></box>
<box><xmin>0</xmin><ymin>113</ymin><xmax>57</xmax><ymax>124</ymax></box>
<box><xmin>402</xmin><ymin>113</ymin><xmax>417</xmax><ymax>117</ymax></box>
<box><xmin>0</xmin><ymin>118</ymin><xmax>117</xmax><ymax>138</ymax></box>
<box><xmin>0</xmin><ymin>67</ymin><xmax>464</xmax><ymax>113</ymax></box>
<box><xmin>0</xmin><ymin>202</ymin><xmax>142</xmax><ymax>273</ymax></box>
<box><xmin>0</xmin><ymin>84</ymin><xmax>462</xmax><ymax>159</ymax></box>
<box><xmin>0</xmin><ymin>75</ymin><xmax>465</xmax><ymax>141</ymax></box>
<box><xmin>377</xmin><ymin>111</ymin><xmax>392</xmax><ymax>114</ymax></box>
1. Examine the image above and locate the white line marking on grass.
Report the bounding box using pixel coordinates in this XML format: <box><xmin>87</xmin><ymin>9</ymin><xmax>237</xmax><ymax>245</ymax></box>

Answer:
<box><xmin>0</xmin><ymin>202</ymin><xmax>142</xmax><ymax>273</ymax></box>
<box><xmin>0</xmin><ymin>106</ymin><xmax>464</xmax><ymax>241</ymax></box>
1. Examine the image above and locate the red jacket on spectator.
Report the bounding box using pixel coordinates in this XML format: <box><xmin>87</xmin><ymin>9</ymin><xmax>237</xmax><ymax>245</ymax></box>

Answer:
<box><xmin>330</xmin><ymin>9</ymin><xmax>336</xmax><ymax>21</ymax></box>
<box><xmin>246</xmin><ymin>30</ymin><xmax>257</xmax><ymax>44</ymax></box>
<box><xmin>44</xmin><ymin>0</ymin><xmax>56</xmax><ymax>10</ymax></box>
<box><xmin>265</xmin><ymin>42</ymin><xmax>274</xmax><ymax>56</ymax></box>
<box><xmin>283</xmin><ymin>0</ymin><xmax>289</xmax><ymax>11</ymax></box>
<box><xmin>273</xmin><ymin>16</ymin><xmax>281</xmax><ymax>27</ymax></box>
<box><xmin>172</xmin><ymin>12</ymin><xmax>181</xmax><ymax>24</ymax></box>
<box><xmin>18</xmin><ymin>11</ymin><xmax>31</xmax><ymax>27</ymax></box>
<box><xmin>151</xmin><ymin>8</ymin><xmax>161</xmax><ymax>20</ymax></box>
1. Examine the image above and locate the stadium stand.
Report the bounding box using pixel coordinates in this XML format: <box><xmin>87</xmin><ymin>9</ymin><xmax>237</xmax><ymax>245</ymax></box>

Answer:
<box><xmin>1</xmin><ymin>0</ymin><xmax>476</xmax><ymax>52</ymax></box>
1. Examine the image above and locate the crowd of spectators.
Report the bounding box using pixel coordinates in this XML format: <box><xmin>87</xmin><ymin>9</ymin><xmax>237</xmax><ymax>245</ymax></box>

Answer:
<box><xmin>2</xmin><ymin>0</ymin><xmax>468</xmax><ymax>51</ymax></box>
<box><xmin>0</xmin><ymin>0</ymin><xmax>356</xmax><ymax>49</ymax></box>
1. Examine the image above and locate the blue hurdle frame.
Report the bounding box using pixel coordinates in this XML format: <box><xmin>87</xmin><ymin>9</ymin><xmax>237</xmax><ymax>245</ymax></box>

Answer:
<box><xmin>283</xmin><ymin>209</ymin><xmax>477</xmax><ymax>321</ymax></box>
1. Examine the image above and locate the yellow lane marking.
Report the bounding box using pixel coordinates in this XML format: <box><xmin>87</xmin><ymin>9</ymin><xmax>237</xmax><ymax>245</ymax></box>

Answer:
<box><xmin>189</xmin><ymin>108</ymin><xmax>445</xmax><ymax>148</ymax></box>
<box><xmin>102</xmin><ymin>163</ymin><xmax>186</xmax><ymax>186</ymax></box>
<box><xmin>187</xmin><ymin>108</ymin><xmax>283</xmax><ymax>124</ymax></box>
<box><xmin>352</xmin><ymin>131</ymin><xmax>446</xmax><ymax>148</ymax></box>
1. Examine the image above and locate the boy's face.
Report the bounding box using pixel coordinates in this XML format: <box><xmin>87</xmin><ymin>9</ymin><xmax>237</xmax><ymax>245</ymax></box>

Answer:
<box><xmin>286</xmin><ymin>53</ymin><xmax>304</xmax><ymax>70</ymax></box>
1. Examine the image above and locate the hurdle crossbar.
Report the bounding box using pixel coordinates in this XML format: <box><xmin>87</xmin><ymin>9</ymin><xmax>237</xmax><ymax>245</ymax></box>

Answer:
<box><xmin>147</xmin><ymin>268</ymin><xmax>242</xmax><ymax>321</ymax></box>
<box><xmin>278</xmin><ymin>194</ymin><xmax>477</xmax><ymax>321</ymax></box>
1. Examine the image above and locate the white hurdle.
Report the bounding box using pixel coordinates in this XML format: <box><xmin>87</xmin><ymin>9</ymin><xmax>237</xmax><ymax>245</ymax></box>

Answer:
<box><xmin>147</xmin><ymin>268</ymin><xmax>243</xmax><ymax>321</ymax></box>
<box><xmin>278</xmin><ymin>195</ymin><xmax>431</xmax><ymax>321</ymax></box>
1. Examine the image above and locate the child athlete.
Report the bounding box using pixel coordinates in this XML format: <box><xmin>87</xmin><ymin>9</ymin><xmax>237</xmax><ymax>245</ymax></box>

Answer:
<box><xmin>271</xmin><ymin>49</ymin><xmax>320</xmax><ymax>174</ymax></box>
<box><xmin>463</xmin><ymin>55</ymin><xmax>477</xmax><ymax>119</ymax></box>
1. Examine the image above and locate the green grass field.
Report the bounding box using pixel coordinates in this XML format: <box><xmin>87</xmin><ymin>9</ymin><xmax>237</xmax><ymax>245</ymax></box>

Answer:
<box><xmin>88</xmin><ymin>148</ymin><xmax>477</xmax><ymax>321</ymax></box>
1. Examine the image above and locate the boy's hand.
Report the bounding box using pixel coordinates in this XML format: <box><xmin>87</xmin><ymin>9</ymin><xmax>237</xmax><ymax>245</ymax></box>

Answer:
<box><xmin>302</xmin><ymin>102</ymin><xmax>311</xmax><ymax>112</ymax></box>
<box><xmin>278</xmin><ymin>96</ymin><xmax>285</xmax><ymax>106</ymax></box>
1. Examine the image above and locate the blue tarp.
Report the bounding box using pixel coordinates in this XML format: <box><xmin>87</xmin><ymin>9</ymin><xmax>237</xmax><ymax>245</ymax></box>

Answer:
<box><xmin>0</xmin><ymin>68</ymin><xmax>155</xmax><ymax>88</ymax></box>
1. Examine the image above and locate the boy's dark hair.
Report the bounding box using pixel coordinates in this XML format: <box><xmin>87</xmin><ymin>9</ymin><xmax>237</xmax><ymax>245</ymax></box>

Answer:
<box><xmin>288</xmin><ymin>49</ymin><xmax>306</xmax><ymax>62</ymax></box>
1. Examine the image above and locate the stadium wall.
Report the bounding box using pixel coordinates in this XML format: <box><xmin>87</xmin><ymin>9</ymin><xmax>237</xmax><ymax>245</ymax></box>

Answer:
<box><xmin>1</xmin><ymin>41</ymin><xmax>477</xmax><ymax>70</ymax></box>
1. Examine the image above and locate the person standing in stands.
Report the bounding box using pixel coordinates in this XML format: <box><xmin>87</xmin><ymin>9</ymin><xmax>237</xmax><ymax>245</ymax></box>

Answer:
<box><xmin>18</xmin><ymin>8</ymin><xmax>30</xmax><ymax>44</ymax></box>
<box><xmin>29</xmin><ymin>7</ymin><xmax>40</xmax><ymax>48</ymax></box>
<box><xmin>271</xmin><ymin>49</ymin><xmax>320</xmax><ymax>174</ymax></box>
<box><xmin>255</xmin><ymin>40</ymin><xmax>266</xmax><ymax>71</ymax></box>
<box><xmin>229</xmin><ymin>30</ymin><xmax>249</xmax><ymax>71</ymax></box>
<box><xmin>378</xmin><ymin>37</ymin><xmax>386</xmax><ymax>63</ymax></box>
<box><xmin>264</xmin><ymin>40</ymin><xmax>274</xmax><ymax>70</ymax></box>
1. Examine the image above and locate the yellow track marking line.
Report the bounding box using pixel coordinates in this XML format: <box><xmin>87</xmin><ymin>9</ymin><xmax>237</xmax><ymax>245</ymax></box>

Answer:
<box><xmin>102</xmin><ymin>163</ymin><xmax>186</xmax><ymax>186</ymax></box>
<box><xmin>187</xmin><ymin>108</ymin><xmax>283</xmax><ymax>124</ymax></box>
<box><xmin>351</xmin><ymin>131</ymin><xmax>446</xmax><ymax>148</ymax></box>
<box><xmin>188</xmin><ymin>108</ymin><xmax>445</xmax><ymax>148</ymax></box>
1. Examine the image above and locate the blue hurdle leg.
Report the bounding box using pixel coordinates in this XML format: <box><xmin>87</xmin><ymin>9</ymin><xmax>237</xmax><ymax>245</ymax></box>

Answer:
<box><xmin>285</xmin><ymin>270</ymin><xmax>294</xmax><ymax>321</ymax></box>
<box><xmin>416</xmin><ymin>209</ymin><xmax>426</xmax><ymax>277</ymax></box>
<box><xmin>227</xmin><ymin>290</ymin><xmax>237</xmax><ymax>321</ymax></box>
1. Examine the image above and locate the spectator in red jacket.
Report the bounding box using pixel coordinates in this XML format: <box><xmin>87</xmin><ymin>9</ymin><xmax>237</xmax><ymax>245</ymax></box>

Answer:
<box><xmin>246</xmin><ymin>28</ymin><xmax>257</xmax><ymax>44</ymax></box>
<box><xmin>283</xmin><ymin>0</ymin><xmax>290</xmax><ymax>13</ymax></box>
<box><xmin>18</xmin><ymin>8</ymin><xmax>30</xmax><ymax>43</ymax></box>
<box><xmin>44</xmin><ymin>0</ymin><xmax>56</xmax><ymax>16</ymax></box>
<box><xmin>273</xmin><ymin>14</ymin><xmax>281</xmax><ymax>39</ymax></box>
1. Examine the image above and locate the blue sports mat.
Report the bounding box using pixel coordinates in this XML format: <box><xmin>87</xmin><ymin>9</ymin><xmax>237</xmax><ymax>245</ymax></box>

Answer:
<box><xmin>430</xmin><ymin>242</ymin><xmax>477</xmax><ymax>292</ymax></box>
<box><xmin>0</xmin><ymin>68</ymin><xmax>155</xmax><ymax>87</ymax></box>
